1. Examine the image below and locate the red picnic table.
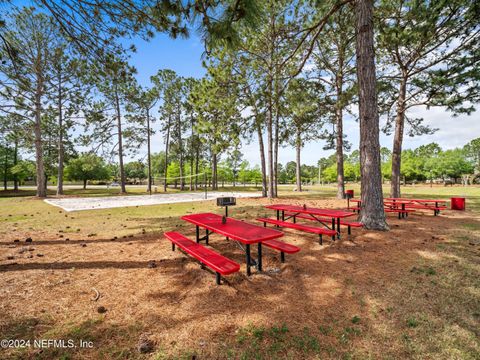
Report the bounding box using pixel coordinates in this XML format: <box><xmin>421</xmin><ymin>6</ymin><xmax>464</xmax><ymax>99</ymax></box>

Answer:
<box><xmin>349</xmin><ymin>198</ymin><xmax>448</xmax><ymax>218</ymax></box>
<box><xmin>181</xmin><ymin>212</ymin><xmax>284</xmax><ymax>276</ymax></box>
<box><xmin>265</xmin><ymin>204</ymin><xmax>356</xmax><ymax>240</ymax></box>
<box><xmin>384</xmin><ymin>198</ymin><xmax>448</xmax><ymax>216</ymax></box>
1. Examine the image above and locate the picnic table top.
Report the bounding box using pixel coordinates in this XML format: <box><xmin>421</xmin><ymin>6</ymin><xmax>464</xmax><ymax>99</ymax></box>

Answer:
<box><xmin>265</xmin><ymin>204</ymin><xmax>356</xmax><ymax>218</ymax></box>
<box><xmin>181</xmin><ymin>212</ymin><xmax>284</xmax><ymax>244</ymax></box>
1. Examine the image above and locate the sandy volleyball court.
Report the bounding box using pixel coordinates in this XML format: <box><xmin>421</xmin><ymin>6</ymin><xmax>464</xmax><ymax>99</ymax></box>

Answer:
<box><xmin>44</xmin><ymin>191</ymin><xmax>262</xmax><ymax>212</ymax></box>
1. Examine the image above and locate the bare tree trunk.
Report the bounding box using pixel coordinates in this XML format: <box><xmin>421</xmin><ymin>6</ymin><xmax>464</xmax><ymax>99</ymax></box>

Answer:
<box><xmin>3</xmin><ymin>147</ymin><xmax>7</xmax><ymax>190</ymax></box>
<box><xmin>34</xmin><ymin>77</ymin><xmax>46</xmax><ymax>198</ymax></box>
<box><xmin>256</xmin><ymin>121</ymin><xmax>268</xmax><ymax>197</ymax></box>
<box><xmin>295</xmin><ymin>129</ymin><xmax>302</xmax><ymax>192</ymax></box>
<box><xmin>189</xmin><ymin>158</ymin><xmax>194</xmax><ymax>191</ymax></box>
<box><xmin>195</xmin><ymin>147</ymin><xmax>199</xmax><ymax>191</ymax></box>
<box><xmin>57</xmin><ymin>72</ymin><xmax>64</xmax><ymax>196</ymax></box>
<box><xmin>13</xmin><ymin>139</ymin><xmax>18</xmax><ymax>192</ymax></box>
<box><xmin>114</xmin><ymin>84</ymin><xmax>126</xmax><ymax>193</ymax></box>
<box><xmin>190</xmin><ymin>116</ymin><xmax>194</xmax><ymax>191</ymax></box>
<box><xmin>83</xmin><ymin>178</ymin><xmax>87</xmax><ymax>189</ymax></box>
<box><xmin>146</xmin><ymin>107</ymin><xmax>152</xmax><ymax>194</ymax></box>
<box><xmin>355</xmin><ymin>0</ymin><xmax>388</xmax><ymax>230</ymax></box>
<box><xmin>164</xmin><ymin>115</ymin><xmax>171</xmax><ymax>192</ymax></box>
<box><xmin>267</xmin><ymin>77</ymin><xmax>275</xmax><ymax>198</ymax></box>
<box><xmin>212</xmin><ymin>151</ymin><xmax>218</xmax><ymax>190</ymax></box>
<box><xmin>273</xmin><ymin>77</ymin><xmax>280</xmax><ymax>198</ymax></box>
<box><xmin>335</xmin><ymin>71</ymin><xmax>345</xmax><ymax>199</ymax></box>
<box><xmin>267</xmin><ymin>10</ymin><xmax>276</xmax><ymax>199</ymax></box>
<box><xmin>177</xmin><ymin>110</ymin><xmax>184</xmax><ymax>190</ymax></box>
<box><xmin>390</xmin><ymin>77</ymin><xmax>407</xmax><ymax>198</ymax></box>
<box><xmin>267</xmin><ymin>108</ymin><xmax>274</xmax><ymax>198</ymax></box>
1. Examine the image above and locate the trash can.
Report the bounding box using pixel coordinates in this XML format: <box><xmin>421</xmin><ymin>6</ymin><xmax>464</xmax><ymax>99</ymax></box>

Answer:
<box><xmin>345</xmin><ymin>190</ymin><xmax>354</xmax><ymax>210</ymax></box>
<box><xmin>451</xmin><ymin>197</ymin><xmax>466</xmax><ymax>210</ymax></box>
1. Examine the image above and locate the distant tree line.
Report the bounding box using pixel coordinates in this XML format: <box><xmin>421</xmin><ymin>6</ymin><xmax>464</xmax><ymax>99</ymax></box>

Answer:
<box><xmin>4</xmin><ymin>138</ymin><xmax>476</xmax><ymax>190</ymax></box>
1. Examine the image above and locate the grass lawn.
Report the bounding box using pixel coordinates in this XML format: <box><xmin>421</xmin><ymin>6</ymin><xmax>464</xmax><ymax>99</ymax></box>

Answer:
<box><xmin>0</xmin><ymin>185</ymin><xmax>479</xmax><ymax>359</ymax></box>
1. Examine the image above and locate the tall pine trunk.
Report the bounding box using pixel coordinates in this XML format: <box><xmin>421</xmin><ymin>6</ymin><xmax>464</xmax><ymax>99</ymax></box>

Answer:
<box><xmin>34</xmin><ymin>76</ymin><xmax>46</xmax><ymax>198</ymax></box>
<box><xmin>212</xmin><ymin>150</ymin><xmax>218</xmax><ymax>190</ymax></box>
<box><xmin>189</xmin><ymin>116</ymin><xmax>194</xmax><ymax>191</ymax></box>
<box><xmin>146</xmin><ymin>107</ymin><xmax>152</xmax><ymax>194</ymax></box>
<box><xmin>177</xmin><ymin>111</ymin><xmax>184</xmax><ymax>190</ymax></box>
<box><xmin>295</xmin><ymin>129</ymin><xmax>302</xmax><ymax>192</ymax></box>
<box><xmin>267</xmin><ymin>74</ymin><xmax>275</xmax><ymax>198</ymax></box>
<box><xmin>114</xmin><ymin>84</ymin><xmax>126</xmax><ymax>193</ymax></box>
<box><xmin>267</xmin><ymin>106</ymin><xmax>274</xmax><ymax>198</ymax></box>
<box><xmin>3</xmin><ymin>147</ymin><xmax>7</xmax><ymax>190</ymax></box>
<box><xmin>355</xmin><ymin>0</ymin><xmax>388</xmax><ymax>230</ymax></box>
<box><xmin>273</xmin><ymin>76</ymin><xmax>280</xmax><ymax>198</ymax></box>
<box><xmin>335</xmin><ymin>71</ymin><xmax>345</xmax><ymax>199</ymax></box>
<box><xmin>256</xmin><ymin>121</ymin><xmax>268</xmax><ymax>197</ymax></box>
<box><xmin>13</xmin><ymin>139</ymin><xmax>18</xmax><ymax>192</ymax></box>
<box><xmin>267</xmin><ymin>11</ymin><xmax>275</xmax><ymax>199</ymax></box>
<box><xmin>189</xmin><ymin>158</ymin><xmax>194</xmax><ymax>191</ymax></box>
<box><xmin>390</xmin><ymin>77</ymin><xmax>407</xmax><ymax>198</ymax></box>
<box><xmin>164</xmin><ymin>115</ymin><xmax>171</xmax><ymax>192</ymax></box>
<box><xmin>195</xmin><ymin>147</ymin><xmax>199</xmax><ymax>190</ymax></box>
<box><xmin>57</xmin><ymin>72</ymin><xmax>64</xmax><ymax>196</ymax></box>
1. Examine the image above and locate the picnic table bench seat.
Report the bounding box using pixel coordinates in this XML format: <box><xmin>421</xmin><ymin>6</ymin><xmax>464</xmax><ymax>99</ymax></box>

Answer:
<box><xmin>384</xmin><ymin>208</ymin><xmax>415</xmax><ymax>219</ymax></box>
<box><xmin>397</xmin><ymin>204</ymin><xmax>446</xmax><ymax>210</ymax></box>
<box><xmin>164</xmin><ymin>231</ymin><xmax>240</xmax><ymax>285</ymax></box>
<box><xmin>256</xmin><ymin>217</ymin><xmax>336</xmax><ymax>245</ymax></box>
<box><xmin>262</xmin><ymin>238</ymin><xmax>300</xmax><ymax>263</ymax></box>
<box><xmin>284</xmin><ymin>212</ymin><xmax>363</xmax><ymax>235</ymax></box>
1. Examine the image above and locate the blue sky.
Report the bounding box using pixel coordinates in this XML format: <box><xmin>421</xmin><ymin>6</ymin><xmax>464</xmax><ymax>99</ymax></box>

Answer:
<box><xmin>125</xmin><ymin>34</ymin><xmax>206</xmax><ymax>84</ymax></box>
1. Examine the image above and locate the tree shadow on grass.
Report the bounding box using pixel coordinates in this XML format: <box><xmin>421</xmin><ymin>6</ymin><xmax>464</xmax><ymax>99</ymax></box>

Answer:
<box><xmin>1</xmin><ymin>235</ymin><xmax>164</xmax><ymax>247</ymax></box>
<box><xmin>0</xmin><ymin>258</ymin><xmax>180</xmax><ymax>272</ymax></box>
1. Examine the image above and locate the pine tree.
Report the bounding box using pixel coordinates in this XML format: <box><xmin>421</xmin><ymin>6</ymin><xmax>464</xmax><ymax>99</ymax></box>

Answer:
<box><xmin>0</xmin><ymin>8</ymin><xmax>65</xmax><ymax>197</ymax></box>
<box><xmin>376</xmin><ymin>0</ymin><xmax>480</xmax><ymax>197</ymax></box>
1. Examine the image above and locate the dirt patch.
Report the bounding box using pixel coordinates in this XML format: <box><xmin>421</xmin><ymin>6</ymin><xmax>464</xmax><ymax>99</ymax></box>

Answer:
<box><xmin>0</xmin><ymin>195</ymin><xmax>479</xmax><ymax>359</ymax></box>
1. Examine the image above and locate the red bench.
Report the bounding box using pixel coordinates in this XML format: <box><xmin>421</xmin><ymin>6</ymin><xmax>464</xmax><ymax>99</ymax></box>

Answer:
<box><xmin>384</xmin><ymin>201</ymin><xmax>447</xmax><ymax>216</ymax></box>
<box><xmin>384</xmin><ymin>208</ymin><xmax>415</xmax><ymax>219</ymax></box>
<box><xmin>164</xmin><ymin>231</ymin><xmax>240</xmax><ymax>285</ymax></box>
<box><xmin>402</xmin><ymin>204</ymin><xmax>447</xmax><ymax>215</ymax></box>
<box><xmin>262</xmin><ymin>238</ymin><xmax>300</xmax><ymax>263</ymax></box>
<box><xmin>285</xmin><ymin>213</ymin><xmax>363</xmax><ymax>235</ymax></box>
<box><xmin>257</xmin><ymin>218</ymin><xmax>336</xmax><ymax>245</ymax></box>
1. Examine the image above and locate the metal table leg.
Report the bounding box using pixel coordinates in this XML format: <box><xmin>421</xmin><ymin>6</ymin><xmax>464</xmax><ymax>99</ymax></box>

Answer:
<box><xmin>246</xmin><ymin>244</ymin><xmax>251</xmax><ymax>276</ymax></box>
<box><xmin>196</xmin><ymin>225</ymin><xmax>200</xmax><ymax>243</ymax></box>
<box><xmin>257</xmin><ymin>242</ymin><xmax>262</xmax><ymax>272</ymax></box>
<box><xmin>337</xmin><ymin>217</ymin><xmax>341</xmax><ymax>239</ymax></box>
<box><xmin>331</xmin><ymin>218</ymin><xmax>336</xmax><ymax>241</ymax></box>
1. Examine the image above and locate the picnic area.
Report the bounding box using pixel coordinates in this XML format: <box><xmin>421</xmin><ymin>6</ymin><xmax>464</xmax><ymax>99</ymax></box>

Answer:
<box><xmin>1</xmin><ymin>0</ymin><xmax>479</xmax><ymax>359</ymax></box>
<box><xmin>1</xmin><ymin>185</ymin><xmax>479</xmax><ymax>359</ymax></box>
